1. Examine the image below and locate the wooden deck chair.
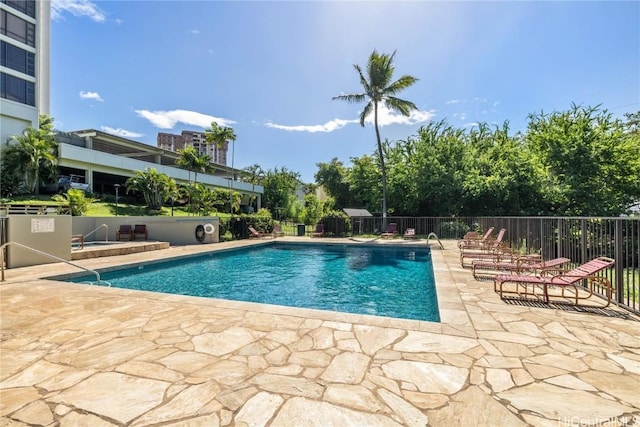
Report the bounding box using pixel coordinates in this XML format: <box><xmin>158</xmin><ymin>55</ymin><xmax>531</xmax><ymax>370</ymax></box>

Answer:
<box><xmin>494</xmin><ymin>256</ymin><xmax>615</xmax><ymax>307</ymax></box>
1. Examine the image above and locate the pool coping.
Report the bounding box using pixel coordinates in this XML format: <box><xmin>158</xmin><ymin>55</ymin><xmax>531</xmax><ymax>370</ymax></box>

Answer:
<box><xmin>48</xmin><ymin>239</ymin><xmax>447</xmax><ymax>327</ymax></box>
<box><xmin>2</xmin><ymin>237</ymin><xmax>639</xmax><ymax>426</ymax></box>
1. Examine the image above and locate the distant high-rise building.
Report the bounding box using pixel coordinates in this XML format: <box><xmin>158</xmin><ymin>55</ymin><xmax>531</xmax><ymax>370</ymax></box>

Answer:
<box><xmin>0</xmin><ymin>0</ymin><xmax>50</xmax><ymax>144</ymax></box>
<box><xmin>157</xmin><ymin>130</ymin><xmax>228</xmax><ymax>166</ymax></box>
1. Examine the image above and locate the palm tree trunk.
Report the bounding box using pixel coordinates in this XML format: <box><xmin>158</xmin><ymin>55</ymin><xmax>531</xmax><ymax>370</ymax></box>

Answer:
<box><xmin>374</xmin><ymin>102</ymin><xmax>388</xmax><ymax>230</ymax></box>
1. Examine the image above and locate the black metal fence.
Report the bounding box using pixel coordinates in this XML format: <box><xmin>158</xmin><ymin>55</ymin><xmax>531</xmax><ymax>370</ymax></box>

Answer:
<box><xmin>283</xmin><ymin>216</ymin><xmax>639</xmax><ymax>314</ymax></box>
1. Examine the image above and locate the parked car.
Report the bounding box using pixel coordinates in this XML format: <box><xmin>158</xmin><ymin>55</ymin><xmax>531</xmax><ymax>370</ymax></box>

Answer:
<box><xmin>57</xmin><ymin>175</ymin><xmax>90</xmax><ymax>193</ymax></box>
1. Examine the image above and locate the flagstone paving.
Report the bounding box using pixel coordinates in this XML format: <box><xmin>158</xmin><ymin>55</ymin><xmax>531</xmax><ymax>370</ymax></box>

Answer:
<box><xmin>1</xmin><ymin>238</ymin><xmax>639</xmax><ymax>426</ymax></box>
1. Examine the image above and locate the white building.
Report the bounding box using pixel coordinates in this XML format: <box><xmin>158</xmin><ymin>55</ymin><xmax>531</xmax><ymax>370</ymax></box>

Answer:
<box><xmin>0</xmin><ymin>0</ymin><xmax>49</xmax><ymax>144</ymax></box>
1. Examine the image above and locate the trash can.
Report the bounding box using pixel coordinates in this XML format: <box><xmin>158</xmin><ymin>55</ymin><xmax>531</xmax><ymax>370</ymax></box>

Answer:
<box><xmin>297</xmin><ymin>224</ymin><xmax>306</xmax><ymax>236</ymax></box>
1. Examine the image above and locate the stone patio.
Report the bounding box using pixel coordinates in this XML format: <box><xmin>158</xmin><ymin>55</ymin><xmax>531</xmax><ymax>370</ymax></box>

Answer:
<box><xmin>1</xmin><ymin>238</ymin><xmax>639</xmax><ymax>426</ymax></box>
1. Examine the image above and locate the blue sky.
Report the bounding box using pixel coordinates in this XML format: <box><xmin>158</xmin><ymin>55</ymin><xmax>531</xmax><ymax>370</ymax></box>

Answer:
<box><xmin>50</xmin><ymin>1</ymin><xmax>640</xmax><ymax>183</ymax></box>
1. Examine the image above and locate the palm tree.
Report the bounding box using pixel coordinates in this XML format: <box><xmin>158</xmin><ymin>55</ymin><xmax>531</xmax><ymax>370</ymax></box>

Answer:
<box><xmin>205</xmin><ymin>122</ymin><xmax>238</xmax><ymax>209</ymax></box>
<box><xmin>333</xmin><ymin>50</ymin><xmax>418</xmax><ymax>227</ymax></box>
<box><xmin>125</xmin><ymin>168</ymin><xmax>176</xmax><ymax>211</ymax></box>
<box><xmin>176</xmin><ymin>146</ymin><xmax>211</xmax><ymax>184</ymax></box>
<box><xmin>242</xmin><ymin>164</ymin><xmax>264</xmax><ymax>211</ymax></box>
<box><xmin>3</xmin><ymin>115</ymin><xmax>57</xmax><ymax>194</ymax></box>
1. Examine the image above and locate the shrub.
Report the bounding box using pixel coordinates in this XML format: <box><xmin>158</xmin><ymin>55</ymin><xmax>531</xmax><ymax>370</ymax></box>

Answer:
<box><xmin>317</xmin><ymin>211</ymin><xmax>352</xmax><ymax>237</ymax></box>
<box><xmin>437</xmin><ymin>220</ymin><xmax>470</xmax><ymax>239</ymax></box>
<box><xmin>52</xmin><ymin>189</ymin><xmax>95</xmax><ymax>216</ymax></box>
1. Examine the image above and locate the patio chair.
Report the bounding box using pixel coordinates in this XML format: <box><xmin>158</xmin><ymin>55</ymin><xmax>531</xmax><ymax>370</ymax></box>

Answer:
<box><xmin>116</xmin><ymin>224</ymin><xmax>133</xmax><ymax>241</ymax></box>
<box><xmin>472</xmin><ymin>256</ymin><xmax>571</xmax><ymax>280</ymax></box>
<box><xmin>248</xmin><ymin>226</ymin><xmax>273</xmax><ymax>239</ymax></box>
<box><xmin>381</xmin><ymin>223</ymin><xmax>398</xmax><ymax>239</ymax></box>
<box><xmin>460</xmin><ymin>228</ymin><xmax>508</xmax><ymax>266</ymax></box>
<box><xmin>272</xmin><ymin>223</ymin><xmax>285</xmax><ymax>238</ymax></box>
<box><xmin>309</xmin><ymin>223</ymin><xmax>325</xmax><ymax>237</ymax></box>
<box><xmin>133</xmin><ymin>224</ymin><xmax>147</xmax><ymax>240</ymax></box>
<box><xmin>494</xmin><ymin>256</ymin><xmax>615</xmax><ymax>307</ymax></box>
<box><xmin>403</xmin><ymin>228</ymin><xmax>416</xmax><ymax>239</ymax></box>
<box><xmin>458</xmin><ymin>227</ymin><xmax>495</xmax><ymax>249</ymax></box>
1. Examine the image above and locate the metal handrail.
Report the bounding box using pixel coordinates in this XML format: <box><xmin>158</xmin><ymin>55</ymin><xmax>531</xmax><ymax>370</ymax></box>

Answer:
<box><xmin>83</xmin><ymin>223</ymin><xmax>108</xmax><ymax>241</ymax></box>
<box><xmin>0</xmin><ymin>242</ymin><xmax>109</xmax><ymax>286</ymax></box>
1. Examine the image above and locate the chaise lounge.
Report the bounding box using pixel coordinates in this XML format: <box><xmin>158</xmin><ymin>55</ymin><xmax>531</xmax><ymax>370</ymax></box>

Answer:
<box><xmin>472</xmin><ymin>256</ymin><xmax>571</xmax><ymax>280</ymax></box>
<box><xmin>494</xmin><ymin>256</ymin><xmax>615</xmax><ymax>307</ymax></box>
<box><xmin>381</xmin><ymin>223</ymin><xmax>398</xmax><ymax>239</ymax></box>
<box><xmin>248</xmin><ymin>226</ymin><xmax>273</xmax><ymax>239</ymax></box>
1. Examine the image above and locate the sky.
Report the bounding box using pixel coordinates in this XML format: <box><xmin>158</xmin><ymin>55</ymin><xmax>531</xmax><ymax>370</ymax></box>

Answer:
<box><xmin>49</xmin><ymin>0</ymin><xmax>640</xmax><ymax>183</ymax></box>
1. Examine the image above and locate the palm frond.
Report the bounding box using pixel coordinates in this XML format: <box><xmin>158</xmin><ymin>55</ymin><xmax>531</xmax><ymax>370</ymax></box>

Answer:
<box><xmin>384</xmin><ymin>75</ymin><xmax>419</xmax><ymax>95</ymax></box>
<box><xmin>385</xmin><ymin>97</ymin><xmax>418</xmax><ymax>116</ymax></box>
<box><xmin>359</xmin><ymin>102</ymin><xmax>373</xmax><ymax>127</ymax></box>
<box><xmin>333</xmin><ymin>93</ymin><xmax>367</xmax><ymax>104</ymax></box>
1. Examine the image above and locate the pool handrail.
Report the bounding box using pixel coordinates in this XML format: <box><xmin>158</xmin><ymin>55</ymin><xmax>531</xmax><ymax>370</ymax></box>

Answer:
<box><xmin>82</xmin><ymin>223</ymin><xmax>109</xmax><ymax>242</ymax></box>
<box><xmin>0</xmin><ymin>241</ymin><xmax>109</xmax><ymax>286</ymax></box>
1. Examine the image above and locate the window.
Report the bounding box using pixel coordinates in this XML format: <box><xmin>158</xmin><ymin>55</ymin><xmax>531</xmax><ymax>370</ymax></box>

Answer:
<box><xmin>1</xmin><ymin>40</ymin><xmax>35</xmax><ymax>75</ymax></box>
<box><xmin>1</xmin><ymin>71</ymin><xmax>35</xmax><ymax>105</ymax></box>
<box><xmin>0</xmin><ymin>9</ymin><xmax>36</xmax><ymax>47</ymax></box>
<box><xmin>3</xmin><ymin>1</ymin><xmax>36</xmax><ymax>18</ymax></box>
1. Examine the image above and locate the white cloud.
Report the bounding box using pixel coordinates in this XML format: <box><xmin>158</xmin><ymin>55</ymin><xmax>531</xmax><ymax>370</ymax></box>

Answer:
<box><xmin>446</xmin><ymin>99</ymin><xmax>460</xmax><ymax>105</ymax></box>
<box><xmin>114</xmin><ymin>18</ymin><xmax>124</xmax><ymax>25</ymax></box>
<box><xmin>51</xmin><ymin>0</ymin><xmax>106</xmax><ymax>22</ymax></box>
<box><xmin>464</xmin><ymin>122</ymin><xmax>479</xmax><ymax>128</ymax></box>
<box><xmin>265</xmin><ymin>105</ymin><xmax>433</xmax><ymax>133</ymax></box>
<box><xmin>135</xmin><ymin>109</ymin><xmax>235</xmax><ymax>129</ymax></box>
<box><xmin>79</xmin><ymin>91</ymin><xmax>103</xmax><ymax>102</ymax></box>
<box><xmin>265</xmin><ymin>118</ymin><xmax>357</xmax><ymax>133</ymax></box>
<box><xmin>189</xmin><ymin>29</ymin><xmax>200</xmax><ymax>34</ymax></box>
<box><xmin>366</xmin><ymin>104</ymin><xmax>434</xmax><ymax>127</ymax></box>
<box><xmin>101</xmin><ymin>126</ymin><xmax>143</xmax><ymax>138</ymax></box>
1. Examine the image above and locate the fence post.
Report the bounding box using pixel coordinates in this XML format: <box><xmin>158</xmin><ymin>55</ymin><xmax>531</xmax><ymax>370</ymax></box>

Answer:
<box><xmin>615</xmin><ymin>219</ymin><xmax>624</xmax><ymax>304</ymax></box>
<box><xmin>581</xmin><ymin>218</ymin><xmax>588</xmax><ymax>264</ymax></box>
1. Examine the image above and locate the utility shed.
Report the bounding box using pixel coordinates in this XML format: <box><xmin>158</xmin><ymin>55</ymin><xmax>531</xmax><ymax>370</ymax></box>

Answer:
<box><xmin>343</xmin><ymin>208</ymin><xmax>372</xmax><ymax>235</ymax></box>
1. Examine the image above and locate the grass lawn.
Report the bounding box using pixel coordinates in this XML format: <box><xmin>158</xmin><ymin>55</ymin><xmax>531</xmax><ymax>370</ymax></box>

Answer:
<box><xmin>1</xmin><ymin>194</ymin><xmax>229</xmax><ymax>219</ymax></box>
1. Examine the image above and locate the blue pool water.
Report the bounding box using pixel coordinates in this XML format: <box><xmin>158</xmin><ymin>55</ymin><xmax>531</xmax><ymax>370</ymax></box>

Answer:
<box><xmin>67</xmin><ymin>243</ymin><xmax>440</xmax><ymax>322</ymax></box>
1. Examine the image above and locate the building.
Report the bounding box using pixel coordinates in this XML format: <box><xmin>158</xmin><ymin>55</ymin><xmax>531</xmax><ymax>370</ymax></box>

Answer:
<box><xmin>0</xmin><ymin>0</ymin><xmax>50</xmax><ymax>144</ymax></box>
<box><xmin>55</xmin><ymin>129</ymin><xmax>262</xmax><ymax>208</ymax></box>
<box><xmin>158</xmin><ymin>130</ymin><xmax>228</xmax><ymax>166</ymax></box>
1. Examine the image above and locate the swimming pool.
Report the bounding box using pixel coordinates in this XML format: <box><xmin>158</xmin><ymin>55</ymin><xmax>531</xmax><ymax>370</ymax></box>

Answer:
<box><xmin>66</xmin><ymin>243</ymin><xmax>440</xmax><ymax>322</ymax></box>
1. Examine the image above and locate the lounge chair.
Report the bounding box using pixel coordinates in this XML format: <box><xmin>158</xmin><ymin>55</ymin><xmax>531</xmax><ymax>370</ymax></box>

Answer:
<box><xmin>494</xmin><ymin>256</ymin><xmax>615</xmax><ymax>307</ymax></box>
<box><xmin>116</xmin><ymin>224</ymin><xmax>133</xmax><ymax>241</ymax></box>
<box><xmin>309</xmin><ymin>223</ymin><xmax>325</xmax><ymax>237</ymax></box>
<box><xmin>460</xmin><ymin>228</ymin><xmax>508</xmax><ymax>266</ymax></box>
<box><xmin>403</xmin><ymin>228</ymin><xmax>416</xmax><ymax>239</ymax></box>
<box><xmin>458</xmin><ymin>227</ymin><xmax>495</xmax><ymax>249</ymax></box>
<box><xmin>133</xmin><ymin>224</ymin><xmax>147</xmax><ymax>240</ymax></box>
<box><xmin>248</xmin><ymin>226</ymin><xmax>273</xmax><ymax>239</ymax></box>
<box><xmin>272</xmin><ymin>224</ymin><xmax>284</xmax><ymax>238</ymax></box>
<box><xmin>472</xmin><ymin>256</ymin><xmax>571</xmax><ymax>280</ymax></box>
<box><xmin>381</xmin><ymin>223</ymin><xmax>398</xmax><ymax>239</ymax></box>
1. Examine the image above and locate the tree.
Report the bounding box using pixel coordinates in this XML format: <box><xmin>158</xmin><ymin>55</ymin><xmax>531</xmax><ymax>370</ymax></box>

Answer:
<box><xmin>314</xmin><ymin>158</ymin><xmax>351</xmax><ymax>209</ymax></box>
<box><xmin>241</xmin><ymin>163</ymin><xmax>264</xmax><ymax>210</ymax></box>
<box><xmin>333</xmin><ymin>49</ymin><xmax>418</xmax><ymax>228</ymax></box>
<box><xmin>176</xmin><ymin>145</ymin><xmax>211</xmax><ymax>183</ymax></box>
<box><xmin>125</xmin><ymin>168</ymin><xmax>177</xmax><ymax>211</ymax></box>
<box><xmin>2</xmin><ymin>114</ymin><xmax>57</xmax><ymax>194</ymax></box>
<box><xmin>525</xmin><ymin>104</ymin><xmax>640</xmax><ymax>215</ymax></box>
<box><xmin>261</xmin><ymin>167</ymin><xmax>302</xmax><ymax>219</ymax></box>
<box><xmin>204</xmin><ymin>122</ymin><xmax>237</xmax><ymax>174</ymax></box>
